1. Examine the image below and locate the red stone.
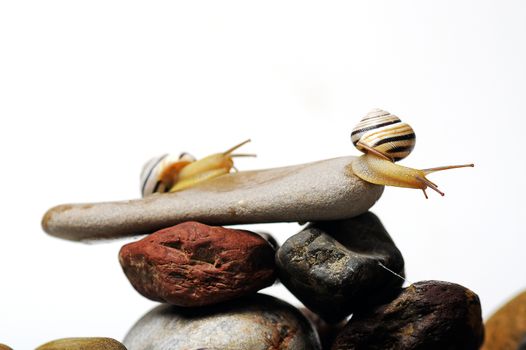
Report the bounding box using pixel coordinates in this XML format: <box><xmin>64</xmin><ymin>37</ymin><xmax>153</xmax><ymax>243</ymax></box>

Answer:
<box><xmin>119</xmin><ymin>221</ymin><xmax>276</xmax><ymax>307</ymax></box>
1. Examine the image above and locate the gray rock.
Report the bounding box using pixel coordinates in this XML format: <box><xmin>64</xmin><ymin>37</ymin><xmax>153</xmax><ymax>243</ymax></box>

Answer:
<box><xmin>41</xmin><ymin>156</ymin><xmax>383</xmax><ymax>241</ymax></box>
<box><xmin>123</xmin><ymin>293</ymin><xmax>321</xmax><ymax>350</ymax></box>
<box><xmin>276</xmin><ymin>212</ymin><xmax>404</xmax><ymax>322</ymax></box>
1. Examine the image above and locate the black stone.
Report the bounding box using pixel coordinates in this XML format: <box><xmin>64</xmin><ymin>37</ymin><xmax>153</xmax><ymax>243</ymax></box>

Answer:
<box><xmin>300</xmin><ymin>308</ymin><xmax>345</xmax><ymax>350</ymax></box>
<box><xmin>332</xmin><ymin>280</ymin><xmax>484</xmax><ymax>350</ymax></box>
<box><xmin>518</xmin><ymin>335</ymin><xmax>526</xmax><ymax>350</ymax></box>
<box><xmin>276</xmin><ymin>212</ymin><xmax>405</xmax><ymax>322</ymax></box>
<box><xmin>255</xmin><ymin>231</ymin><xmax>280</xmax><ymax>251</ymax></box>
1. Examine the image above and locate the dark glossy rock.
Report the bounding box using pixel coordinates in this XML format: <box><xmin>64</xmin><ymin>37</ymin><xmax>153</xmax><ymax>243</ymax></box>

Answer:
<box><xmin>276</xmin><ymin>212</ymin><xmax>404</xmax><ymax>322</ymax></box>
<box><xmin>301</xmin><ymin>308</ymin><xmax>346</xmax><ymax>350</ymax></box>
<box><xmin>123</xmin><ymin>293</ymin><xmax>321</xmax><ymax>350</ymax></box>
<box><xmin>255</xmin><ymin>231</ymin><xmax>280</xmax><ymax>251</ymax></box>
<box><xmin>119</xmin><ymin>221</ymin><xmax>276</xmax><ymax>307</ymax></box>
<box><xmin>332</xmin><ymin>280</ymin><xmax>484</xmax><ymax>350</ymax></box>
<box><xmin>36</xmin><ymin>337</ymin><xmax>126</xmax><ymax>350</ymax></box>
<box><xmin>482</xmin><ymin>290</ymin><xmax>526</xmax><ymax>350</ymax></box>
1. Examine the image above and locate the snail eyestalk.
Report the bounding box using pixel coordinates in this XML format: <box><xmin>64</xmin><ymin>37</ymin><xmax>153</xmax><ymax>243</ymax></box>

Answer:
<box><xmin>230</xmin><ymin>154</ymin><xmax>257</xmax><ymax>158</ymax></box>
<box><xmin>223</xmin><ymin>139</ymin><xmax>252</xmax><ymax>155</ymax></box>
<box><xmin>417</xmin><ymin>163</ymin><xmax>474</xmax><ymax>198</ymax></box>
<box><xmin>422</xmin><ymin>164</ymin><xmax>475</xmax><ymax>174</ymax></box>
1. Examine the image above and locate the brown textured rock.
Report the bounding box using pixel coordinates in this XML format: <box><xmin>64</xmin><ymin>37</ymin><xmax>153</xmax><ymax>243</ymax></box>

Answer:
<box><xmin>119</xmin><ymin>221</ymin><xmax>276</xmax><ymax>306</ymax></box>
<box><xmin>332</xmin><ymin>280</ymin><xmax>484</xmax><ymax>350</ymax></box>
<box><xmin>36</xmin><ymin>337</ymin><xmax>126</xmax><ymax>350</ymax></box>
<box><xmin>0</xmin><ymin>344</ymin><xmax>13</xmax><ymax>350</ymax></box>
<box><xmin>483</xmin><ymin>290</ymin><xmax>526</xmax><ymax>350</ymax></box>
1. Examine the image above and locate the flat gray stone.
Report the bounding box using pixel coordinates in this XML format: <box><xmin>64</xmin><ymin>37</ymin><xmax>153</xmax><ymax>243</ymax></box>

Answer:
<box><xmin>42</xmin><ymin>156</ymin><xmax>383</xmax><ymax>241</ymax></box>
<box><xmin>123</xmin><ymin>293</ymin><xmax>321</xmax><ymax>350</ymax></box>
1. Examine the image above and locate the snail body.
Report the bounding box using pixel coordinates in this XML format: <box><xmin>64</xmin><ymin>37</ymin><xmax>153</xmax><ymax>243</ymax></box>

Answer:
<box><xmin>351</xmin><ymin>109</ymin><xmax>473</xmax><ymax>198</ymax></box>
<box><xmin>140</xmin><ymin>139</ymin><xmax>254</xmax><ymax>196</ymax></box>
<box><xmin>170</xmin><ymin>139</ymin><xmax>254</xmax><ymax>192</ymax></box>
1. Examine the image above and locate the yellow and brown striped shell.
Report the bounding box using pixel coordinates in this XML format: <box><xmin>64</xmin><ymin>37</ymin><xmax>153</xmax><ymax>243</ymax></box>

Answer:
<box><xmin>351</xmin><ymin>109</ymin><xmax>416</xmax><ymax>162</ymax></box>
<box><xmin>140</xmin><ymin>152</ymin><xmax>196</xmax><ymax>197</ymax></box>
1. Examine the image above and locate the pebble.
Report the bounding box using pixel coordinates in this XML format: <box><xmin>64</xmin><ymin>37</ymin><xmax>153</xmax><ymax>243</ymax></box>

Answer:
<box><xmin>123</xmin><ymin>293</ymin><xmax>321</xmax><ymax>350</ymax></box>
<box><xmin>0</xmin><ymin>344</ymin><xmax>12</xmax><ymax>350</ymax></box>
<box><xmin>255</xmin><ymin>231</ymin><xmax>280</xmax><ymax>251</ymax></box>
<box><xmin>276</xmin><ymin>212</ymin><xmax>404</xmax><ymax>322</ymax></box>
<box><xmin>332</xmin><ymin>280</ymin><xmax>484</xmax><ymax>350</ymax></box>
<box><xmin>482</xmin><ymin>289</ymin><xmax>526</xmax><ymax>350</ymax></box>
<box><xmin>41</xmin><ymin>156</ymin><xmax>383</xmax><ymax>241</ymax></box>
<box><xmin>35</xmin><ymin>337</ymin><xmax>126</xmax><ymax>350</ymax></box>
<box><xmin>119</xmin><ymin>221</ymin><xmax>276</xmax><ymax>306</ymax></box>
<box><xmin>300</xmin><ymin>308</ymin><xmax>346</xmax><ymax>350</ymax></box>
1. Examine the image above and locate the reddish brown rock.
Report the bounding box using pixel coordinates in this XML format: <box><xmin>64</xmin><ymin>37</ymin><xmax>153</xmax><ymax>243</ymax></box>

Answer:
<box><xmin>482</xmin><ymin>290</ymin><xmax>526</xmax><ymax>350</ymax></box>
<box><xmin>332</xmin><ymin>280</ymin><xmax>484</xmax><ymax>350</ymax></box>
<box><xmin>119</xmin><ymin>221</ymin><xmax>276</xmax><ymax>307</ymax></box>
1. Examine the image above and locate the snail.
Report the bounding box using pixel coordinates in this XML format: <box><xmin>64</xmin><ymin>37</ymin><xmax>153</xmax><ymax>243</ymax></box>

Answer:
<box><xmin>351</xmin><ymin>109</ymin><xmax>473</xmax><ymax>198</ymax></box>
<box><xmin>140</xmin><ymin>152</ymin><xmax>196</xmax><ymax>197</ymax></box>
<box><xmin>140</xmin><ymin>139</ymin><xmax>254</xmax><ymax>197</ymax></box>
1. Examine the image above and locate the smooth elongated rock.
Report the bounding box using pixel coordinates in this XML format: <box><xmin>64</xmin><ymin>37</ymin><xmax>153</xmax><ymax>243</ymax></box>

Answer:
<box><xmin>41</xmin><ymin>156</ymin><xmax>383</xmax><ymax>241</ymax></box>
<box><xmin>276</xmin><ymin>212</ymin><xmax>404</xmax><ymax>322</ymax></box>
<box><xmin>119</xmin><ymin>221</ymin><xmax>276</xmax><ymax>306</ymax></box>
<box><xmin>332</xmin><ymin>280</ymin><xmax>484</xmax><ymax>350</ymax></box>
<box><xmin>482</xmin><ymin>290</ymin><xmax>526</xmax><ymax>350</ymax></box>
<box><xmin>36</xmin><ymin>337</ymin><xmax>126</xmax><ymax>350</ymax></box>
<box><xmin>123</xmin><ymin>293</ymin><xmax>321</xmax><ymax>350</ymax></box>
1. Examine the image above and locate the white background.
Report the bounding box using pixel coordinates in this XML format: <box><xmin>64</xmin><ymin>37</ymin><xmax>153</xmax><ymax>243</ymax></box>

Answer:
<box><xmin>1</xmin><ymin>1</ymin><xmax>525</xmax><ymax>348</ymax></box>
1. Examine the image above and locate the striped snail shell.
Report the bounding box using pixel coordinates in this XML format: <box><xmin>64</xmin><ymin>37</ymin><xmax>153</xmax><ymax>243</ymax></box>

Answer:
<box><xmin>351</xmin><ymin>108</ymin><xmax>416</xmax><ymax>162</ymax></box>
<box><xmin>140</xmin><ymin>152</ymin><xmax>196</xmax><ymax>197</ymax></box>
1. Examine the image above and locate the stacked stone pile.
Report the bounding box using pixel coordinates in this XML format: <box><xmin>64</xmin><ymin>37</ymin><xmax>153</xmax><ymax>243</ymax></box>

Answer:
<box><xmin>36</xmin><ymin>156</ymin><xmax>489</xmax><ymax>349</ymax></box>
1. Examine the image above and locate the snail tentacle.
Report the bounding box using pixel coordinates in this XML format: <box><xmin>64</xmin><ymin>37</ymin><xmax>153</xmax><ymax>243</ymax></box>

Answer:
<box><xmin>422</xmin><ymin>164</ymin><xmax>475</xmax><ymax>175</ymax></box>
<box><xmin>415</xmin><ymin>175</ymin><xmax>444</xmax><ymax>197</ymax></box>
